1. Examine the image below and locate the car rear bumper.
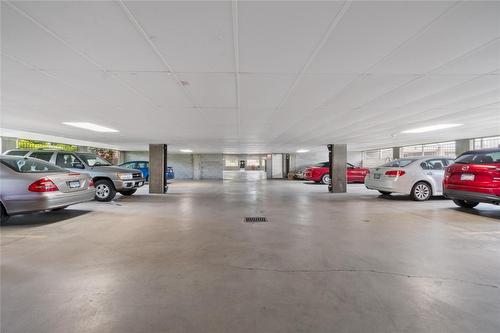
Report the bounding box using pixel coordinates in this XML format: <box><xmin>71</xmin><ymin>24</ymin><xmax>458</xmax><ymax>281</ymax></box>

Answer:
<box><xmin>443</xmin><ymin>189</ymin><xmax>500</xmax><ymax>204</ymax></box>
<box><xmin>365</xmin><ymin>178</ymin><xmax>409</xmax><ymax>194</ymax></box>
<box><xmin>4</xmin><ymin>188</ymin><xmax>95</xmax><ymax>215</ymax></box>
<box><xmin>113</xmin><ymin>178</ymin><xmax>146</xmax><ymax>190</ymax></box>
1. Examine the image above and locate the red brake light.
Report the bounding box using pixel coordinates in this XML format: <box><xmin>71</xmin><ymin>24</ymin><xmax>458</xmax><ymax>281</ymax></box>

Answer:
<box><xmin>28</xmin><ymin>178</ymin><xmax>59</xmax><ymax>192</ymax></box>
<box><xmin>385</xmin><ymin>170</ymin><xmax>405</xmax><ymax>177</ymax></box>
<box><xmin>88</xmin><ymin>179</ymin><xmax>94</xmax><ymax>188</ymax></box>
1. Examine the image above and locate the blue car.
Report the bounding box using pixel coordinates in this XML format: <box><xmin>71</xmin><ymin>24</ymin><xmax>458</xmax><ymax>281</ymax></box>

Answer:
<box><xmin>119</xmin><ymin>160</ymin><xmax>174</xmax><ymax>181</ymax></box>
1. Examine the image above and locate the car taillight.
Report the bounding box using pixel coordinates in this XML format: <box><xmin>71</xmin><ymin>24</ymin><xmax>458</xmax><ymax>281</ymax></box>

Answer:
<box><xmin>385</xmin><ymin>170</ymin><xmax>405</xmax><ymax>177</ymax></box>
<box><xmin>88</xmin><ymin>179</ymin><xmax>94</xmax><ymax>188</ymax></box>
<box><xmin>28</xmin><ymin>178</ymin><xmax>59</xmax><ymax>192</ymax></box>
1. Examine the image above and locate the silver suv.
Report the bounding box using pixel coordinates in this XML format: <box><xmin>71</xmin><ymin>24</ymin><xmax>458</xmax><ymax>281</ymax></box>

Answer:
<box><xmin>5</xmin><ymin>150</ymin><xmax>145</xmax><ymax>202</ymax></box>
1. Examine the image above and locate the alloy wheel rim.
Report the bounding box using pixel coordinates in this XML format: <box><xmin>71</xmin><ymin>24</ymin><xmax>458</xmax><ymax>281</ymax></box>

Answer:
<box><xmin>96</xmin><ymin>184</ymin><xmax>110</xmax><ymax>199</ymax></box>
<box><xmin>415</xmin><ymin>184</ymin><xmax>430</xmax><ymax>200</ymax></box>
<box><xmin>324</xmin><ymin>175</ymin><xmax>331</xmax><ymax>184</ymax></box>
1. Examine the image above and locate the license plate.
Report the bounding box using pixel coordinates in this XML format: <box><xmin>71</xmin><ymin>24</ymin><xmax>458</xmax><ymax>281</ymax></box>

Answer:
<box><xmin>68</xmin><ymin>180</ymin><xmax>80</xmax><ymax>188</ymax></box>
<box><xmin>460</xmin><ymin>173</ymin><xmax>475</xmax><ymax>181</ymax></box>
<box><xmin>374</xmin><ymin>173</ymin><xmax>381</xmax><ymax>179</ymax></box>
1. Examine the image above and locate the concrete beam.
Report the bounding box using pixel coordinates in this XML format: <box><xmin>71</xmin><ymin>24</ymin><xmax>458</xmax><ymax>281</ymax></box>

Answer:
<box><xmin>328</xmin><ymin>144</ymin><xmax>347</xmax><ymax>193</ymax></box>
<box><xmin>149</xmin><ymin>144</ymin><xmax>167</xmax><ymax>194</ymax></box>
<box><xmin>456</xmin><ymin>139</ymin><xmax>471</xmax><ymax>156</ymax></box>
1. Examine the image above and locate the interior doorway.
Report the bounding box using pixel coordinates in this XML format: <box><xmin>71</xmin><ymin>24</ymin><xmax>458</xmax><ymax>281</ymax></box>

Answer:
<box><xmin>223</xmin><ymin>154</ymin><xmax>267</xmax><ymax>181</ymax></box>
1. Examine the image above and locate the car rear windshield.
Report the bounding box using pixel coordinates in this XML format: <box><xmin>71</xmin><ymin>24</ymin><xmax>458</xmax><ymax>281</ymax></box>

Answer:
<box><xmin>382</xmin><ymin>159</ymin><xmax>416</xmax><ymax>168</ymax></box>
<box><xmin>455</xmin><ymin>151</ymin><xmax>500</xmax><ymax>164</ymax></box>
<box><xmin>76</xmin><ymin>153</ymin><xmax>112</xmax><ymax>166</ymax></box>
<box><xmin>5</xmin><ymin>150</ymin><xmax>29</xmax><ymax>156</ymax></box>
<box><xmin>0</xmin><ymin>157</ymin><xmax>66</xmax><ymax>173</ymax></box>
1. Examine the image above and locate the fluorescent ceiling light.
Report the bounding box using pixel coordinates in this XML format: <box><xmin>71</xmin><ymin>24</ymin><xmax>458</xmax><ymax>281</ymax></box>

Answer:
<box><xmin>401</xmin><ymin>124</ymin><xmax>463</xmax><ymax>134</ymax></box>
<box><xmin>62</xmin><ymin>122</ymin><xmax>118</xmax><ymax>133</ymax></box>
<box><xmin>180</xmin><ymin>149</ymin><xmax>193</xmax><ymax>153</ymax></box>
<box><xmin>296</xmin><ymin>149</ymin><xmax>310</xmax><ymax>153</ymax></box>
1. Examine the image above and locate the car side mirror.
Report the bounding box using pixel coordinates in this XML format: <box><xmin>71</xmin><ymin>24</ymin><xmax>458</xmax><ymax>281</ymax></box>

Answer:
<box><xmin>72</xmin><ymin>162</ymin><xmax>85</xmax><ymax>169</ymax></box>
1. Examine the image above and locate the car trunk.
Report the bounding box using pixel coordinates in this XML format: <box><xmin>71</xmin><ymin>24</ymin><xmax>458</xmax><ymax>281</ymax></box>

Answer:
<box><xmin>447</xmin><ymin>163</ymin><xmax>500</xmax><ymax>188</ymax></box>
<box><xmin>46</xmin><ymin>173</ymin><xmax>91</xmax><ymax>193</ymax></box>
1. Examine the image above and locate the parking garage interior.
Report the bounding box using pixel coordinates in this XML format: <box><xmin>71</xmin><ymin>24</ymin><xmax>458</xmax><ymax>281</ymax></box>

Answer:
<box><xmin>1</xmin><ymin>1</ymin><xmax>500</xmax><ymax>332</ymax></box>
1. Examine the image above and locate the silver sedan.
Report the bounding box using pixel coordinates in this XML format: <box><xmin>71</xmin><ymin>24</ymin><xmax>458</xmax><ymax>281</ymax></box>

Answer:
<box><xmin>365</xmin><ymin>156</ymin><xmax>455</xmax><ymax>201</ymax></box>
<box><xmin>0</xmin><ymin>155</ymin><xmax>95</xmax><ymax>222</ymax></box>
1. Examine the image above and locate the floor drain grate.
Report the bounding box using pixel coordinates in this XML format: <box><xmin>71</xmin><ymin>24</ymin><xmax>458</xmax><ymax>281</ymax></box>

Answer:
<box><xmin>245</xmin><ymin>217</ymin><xmax>268</xmax><ymax>223</ymax></box>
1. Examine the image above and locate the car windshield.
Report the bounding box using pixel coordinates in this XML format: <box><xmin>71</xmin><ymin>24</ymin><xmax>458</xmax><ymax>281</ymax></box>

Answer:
<box><xmin>76</xmin><ymin>153</ymin><xmax>112</xmax><ymax>166</ymax></box>
<box><xmin>381</xmin><ymin>159</ymin><xmax>416</xmax><ymax>168</ymax></box>
<box><xmin>0</xmin><ymin>157</ymin><xmax>66</xmax><ymax>173</ymax></box>
<box><xmin>5</xmin><ymin>150</ymin><xmax>29</xmax><ymax>156</ymax></box>
<box><xmin>314</xmin><ymin>162</ymin><xmax>329</xmax><ymax>167</ymax></box>
<box><xmin>455</xmin><ymin>151</ymin><xmax>500</xmax><ymax>164</ymax></box>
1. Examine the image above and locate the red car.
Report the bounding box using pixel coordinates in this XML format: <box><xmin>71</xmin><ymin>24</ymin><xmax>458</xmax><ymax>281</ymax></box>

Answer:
<box><xmin>444</xmin><ymin>148</ymin><xmax>500</xmax><ymax>208</ymax></box>
<box><xmin>304</xmin><ymin>162</ymin><xmax>369</xmax><ymax>184</ymax></box>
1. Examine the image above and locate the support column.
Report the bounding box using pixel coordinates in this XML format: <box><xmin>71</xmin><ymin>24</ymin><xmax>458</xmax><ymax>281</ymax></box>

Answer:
<box><xmin>392</xmin><ymin>147</ymin><xmax>400</xmax><ymax>160</ymax></box>
<box><xmin>193</xmin><ymin>154</ymin><xmax>201</xmax><ymax>180</ymax></box>
<box><xmin>455</xmin><ymin>139</ymin><xmax>471</xmax><ymax>156</ymax></box>
<box><xmin>149</xmin><ymin>144</ymin><xmax>168</xmax><ymax>194</ymax></box>
<box><xmin>328</xmin><ymin>144</ymin><xmax>347</xmax><ymax>193</ymax></box>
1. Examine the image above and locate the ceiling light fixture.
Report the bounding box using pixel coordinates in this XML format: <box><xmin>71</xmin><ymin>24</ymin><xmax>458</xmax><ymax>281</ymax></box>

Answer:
<box><xmin>401</xmin><ymin>124</ymin><xmax>463</xmax><ymax>134</ymax></box>
<box><xmin>180</xmin><ymin>149</ymin><xmax>193</xmax><ymax>153</ymax></box>
<box><xmin>296</xmin><ymin>149</ymin><xmax>310</xmax><ymax>153</ymax></box>
<box><xmin>62</xmin><ymin>122</ymin><xmax>119</xmax><ymax>133</ymax></box>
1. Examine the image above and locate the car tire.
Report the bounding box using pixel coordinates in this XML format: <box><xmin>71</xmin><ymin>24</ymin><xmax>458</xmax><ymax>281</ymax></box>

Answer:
<box><xmin>378</xmin><ymin>191</ymin><xmax>392</xmax><ymax>195</ymax></box>
<box><xmin>411</xmin><ymin>182</ymin><xmax>432</xmax><ymax>201</ymax></box>
<box><xmin>0</xmin><ymin>203</ymin><xmax>9</xmax><ymax>224</ymax></box>
<box><xmin>120</xmin><ymin>189</ymin><xmax>137</xmax><ymax>196</ymax></box>
<box><xmin>321</xmin><ymin>173</ymin><xmax>331</xmax><ymax>185</ymax></box>
<box><xmin>52</xmin><ymin>206</ymin><xmax>68</xmax><ymax>211</ymax></box>
<box><xmin>452</xmin><ymin>199</ymin><xmax>479</xmax><ymax>209</ymax></box>
<box><xmin>94</xmin><ymin>179</ymin><xmax>116</xmax><ymax>202</ymax></box>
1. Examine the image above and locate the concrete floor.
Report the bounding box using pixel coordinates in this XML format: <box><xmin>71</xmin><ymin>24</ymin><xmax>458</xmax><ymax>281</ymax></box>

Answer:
<box><xmin>1</xmin><ymin>176</ymin><xmax>500</xmax><ymax>333</ymax></box>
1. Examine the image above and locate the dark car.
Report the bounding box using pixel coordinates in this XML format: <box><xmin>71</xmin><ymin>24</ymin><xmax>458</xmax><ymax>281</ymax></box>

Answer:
<box><xmin>119</xmin><ymin>160</ymin><xmax>174</xmax><ymax>182</ymax></box>
<box><xmin>444</xmin><ymin>148</ymin><xmax>500</xmax><ymax>208</ymax></box>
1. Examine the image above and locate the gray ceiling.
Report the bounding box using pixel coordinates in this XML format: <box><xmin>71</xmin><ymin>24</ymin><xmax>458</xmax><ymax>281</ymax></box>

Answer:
<box><xmin>1</xmin><ymin>1</ymin><xmax>499</xmax><ymax>153</ymax></box>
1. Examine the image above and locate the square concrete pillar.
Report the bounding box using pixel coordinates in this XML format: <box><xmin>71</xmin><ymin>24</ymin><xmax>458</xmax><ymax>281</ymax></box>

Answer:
<box><xmin>456</xmin><ymin>139</ymin><xmax>471</xmax><ymax>156</ymax></box>
<box><xmin>392</xmin><ymin>147</ymin><xmax>400</xmax><ymax>160</ymax></box>
<box><xmin>328</xmin><ymin>144</ymin><xmax>347</xmax><ymax>193</ymax></box>
<box><xmin>149</xmin><ymin>144</ymin><xmax>167</xmax><ymax>194</ymax></box>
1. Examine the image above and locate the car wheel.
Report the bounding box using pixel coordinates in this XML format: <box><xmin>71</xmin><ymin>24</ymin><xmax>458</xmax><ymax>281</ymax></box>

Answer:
<box><xmin>120</xmin><ymin>189</ymin><xmax>137</xmax><ymax>196</ymax></box>
<box><xmin>0</xmin><ymin>203</ymin><xmax>9</xmax><ymax>224</ymax></box>
<box><xmin>378</xmin><ymin>191</ymin><xmax>391</xmax><ymax>195</ymax></box>
<box><xmin>321</xmin><ymin>173</ymin><xmax>331</xmax><ymax>185</ymax></box>
<box><xmin>452</xmin><ymin>199</ymin><xmax>479</xmax><ymax>209</ymax></box>
<box><xmin>95</xmin><ymin>179</ymin><xmax>116</xmax><ymax>202</ymax></box>
<box><xmin>411</xmin><ymin>182</ymin><xmax>432</xmax><ymax>201</ymax></box>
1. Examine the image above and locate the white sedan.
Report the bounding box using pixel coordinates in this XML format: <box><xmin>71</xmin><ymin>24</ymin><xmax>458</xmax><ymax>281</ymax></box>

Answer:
<box><xmin>365</xmin><ymin>157</ymin><xmax>455</xmax><ymax>201</ymax></box>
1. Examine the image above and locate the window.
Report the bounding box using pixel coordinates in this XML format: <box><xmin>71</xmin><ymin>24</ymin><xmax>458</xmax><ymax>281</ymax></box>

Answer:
<box><xmin>122</xmin><ymin>162</ymin><xmax>136</xmax><ymax>168</ymax></box>
<box><xmin>382</xmin><ymin>159</ymin><xmax>416</xmax><ymax>167</ymax></box>
<box><xmin>56</xmin><ymin>153</ymin><xmax>80</xmax><ymax>169</ymax></box>
<box><xmin>315</xmin><ymin>162</ymin><xmax>329</xmax><ymax>167</ymax></box>
<box><xmin>420</xmin><ymin>159</ymin><xmax>446</xmax><ymax>170</ymax></box>
<box><xmin>29</xmin><ymin>151</ymin><xmax>54</xmax><ymax>162</ymax></box>
<box><xmin>455</xmin><ymin>151</ymin><xmax>500</xmax><ymax>164</ymax></box>
<box><xmin>0</xmin><ymin>157</ymin><xmax>65</xmax><ymax>173</ymax></box>
<box><xmin>137</xmin><ymin>162</ymin><xmax>148</xmax><ymax>168</ymax></box>
<box><xmin>75</xmin><ymin>153</ymin><xmax>111</xmax><ymax>166</ymax></box>
<box><xmin>5</xmin><ymin>150</ymin><xmax>29</xmax><ymax>156</ymax></box>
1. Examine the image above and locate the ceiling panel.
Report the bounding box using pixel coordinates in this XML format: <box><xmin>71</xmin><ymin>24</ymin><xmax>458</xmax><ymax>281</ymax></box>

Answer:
<box><xmin>1</xmin><ymin>3</ymin><xmax>95</xmax><ymax>71</ymax></box>
<box><xmin>124</xmin><ymin>0</ymin><xmax>235</xmax><ymax>73</ymax></box>
<box><xmin>177</xmin><ymin>73</ymin><xmax>237</xmax><ymax>108</ymax></box>
<box><xmin>112</xmin><ymin>71</ymin><xmax>192</xmax><ymax>108</ymax></box>
<box><xmin>307</xmin><ymin>1</ymin><xmax>455</xmax><ymax>74</ymax></box>
<box><xmin>238</xmin><ymin>1</ymin><xmax>344</xmax><ymax>73</ymax></box>
<box><xmin>239</xmin><ymin>74</ymin><xmax>295</xmax><ymax>109</ymax></box>
<box><xmin>10</xmin><ymin>1</ymin><xmax>164</xmax><ymax>71</ymax></box>
<box><xmin>371</xmin><ymin>1</ymin><xmax>500</xmax><ymax>74</ymax></box>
